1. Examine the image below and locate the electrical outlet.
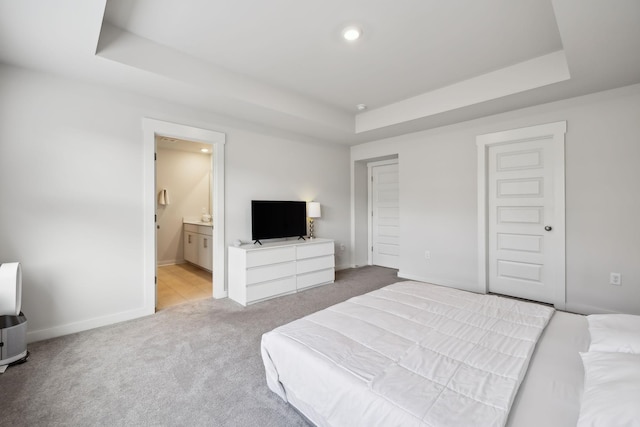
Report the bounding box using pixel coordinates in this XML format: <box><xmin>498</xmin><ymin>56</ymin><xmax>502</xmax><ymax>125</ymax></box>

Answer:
<box><xmin>610</xmin><ymin>273</ymin><xmax>621</xmax><ymax>286</ymax></box>
<box><xmin>424</xmin><ymin>251</ymin><xmax>431</xmax><ymax>260</ymax></box>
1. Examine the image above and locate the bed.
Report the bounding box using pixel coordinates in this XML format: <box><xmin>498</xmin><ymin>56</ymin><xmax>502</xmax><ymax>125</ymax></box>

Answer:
<box><xmin>261</xmin><ymin>281</ymin><xmax>592</xmax><ymax>427</ymax></box>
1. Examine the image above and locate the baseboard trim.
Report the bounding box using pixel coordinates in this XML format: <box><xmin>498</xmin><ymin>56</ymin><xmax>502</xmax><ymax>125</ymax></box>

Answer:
<box><xmin>158</xmin><ymin>260</ymin><xmax>185</xmax><ymax>266</ymax></box>
<box><xmin>564</xmin><ymin>302</ymin><xmax>620</xmax><ymax>315</ymax></box>
<box><xmin>397</xmin><ymin>271</ymin><xmax>480</xmax><ymax>293</ymax></box>
<box><xmin>27</xmin><ymin>306</ymin><xmax>154</xmax><ymax>343</ymax></box>
<box><xmin>398</xmin><ymin>274</ymin><xmax>622</xmax><ymax>315</ymax></box>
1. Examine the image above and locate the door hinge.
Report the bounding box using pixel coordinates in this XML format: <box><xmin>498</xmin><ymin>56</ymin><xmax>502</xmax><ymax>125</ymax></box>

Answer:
<box><xmin>155</xmin><ymin>214</ymin><xmax>157</xmax><ymax>222</ymax></box>
<box><xmin>155</xmin><ymin>276</ymin><xmax>157</xmax><ymax>284</ymax></box>
<box><xmin>154</xmin><ymin>152</ymin><xmax>157</xmax><ymax>160</ymax></box>
<box><xmin>371</xmin><ymin>246</ymin><xmax>373</xmax><ymax>252</ymax></box>
<box><xmin>371</xmin><ymin>176</ymin><xmax>374</xmax><ymax>182</ymax></box>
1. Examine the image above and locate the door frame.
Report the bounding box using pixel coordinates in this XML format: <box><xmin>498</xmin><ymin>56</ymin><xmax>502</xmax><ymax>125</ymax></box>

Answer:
<box><xmin>367</xmin><ymin>159</ymin><xmax>399</xmax><ymax>266</ymax></box>
<box><xmin>476</xmin><ymin>121</ymin><xmax>566</xmax><ymax>309</ymax></box>
<box><xmin>142</xmin><ymin>118</ymin><xmax>226</xmax><ymax>315</ymax></box>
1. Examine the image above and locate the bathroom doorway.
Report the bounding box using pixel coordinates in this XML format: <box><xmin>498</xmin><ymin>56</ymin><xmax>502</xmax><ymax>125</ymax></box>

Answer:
<box><xmin>142</xmin><ymin>118</ymin><xmax>226</xmax><ymax>315</ymax></box>
<box><xmin>155</xmin><ymin>136</ymin><xmax>214</xmax><ymax>310</ymax></box>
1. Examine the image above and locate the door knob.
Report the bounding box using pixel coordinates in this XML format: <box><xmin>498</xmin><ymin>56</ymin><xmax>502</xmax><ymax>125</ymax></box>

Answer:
<box><xmin>544</xmin><ymin>226</ymin><xmax>553</xmax><ymax>231</ymax></box>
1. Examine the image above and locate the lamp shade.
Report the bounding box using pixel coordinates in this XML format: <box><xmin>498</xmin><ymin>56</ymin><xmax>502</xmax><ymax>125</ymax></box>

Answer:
<box><xmin>308</xmin><ymin>202</ymin><xmax>321</xmax><ymax>218</ymax></box>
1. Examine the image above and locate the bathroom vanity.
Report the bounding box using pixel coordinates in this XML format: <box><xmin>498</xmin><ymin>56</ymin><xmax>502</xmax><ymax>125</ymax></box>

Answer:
<box><xmin>183</xmin><ymin>221</ymin><xmax>213</xmax><ymax>271</ymax></box>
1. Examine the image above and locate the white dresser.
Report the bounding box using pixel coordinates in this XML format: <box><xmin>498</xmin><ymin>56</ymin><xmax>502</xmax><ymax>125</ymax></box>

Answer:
<box><xmin>228</xmin><ymin>238</ymin><xmax>335</xmax><ymax>306</ymax></box>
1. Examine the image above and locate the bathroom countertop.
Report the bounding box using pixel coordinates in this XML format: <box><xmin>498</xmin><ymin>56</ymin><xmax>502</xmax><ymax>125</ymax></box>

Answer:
<box><xmin>183</xmin><ymin>220</ymin><xmax>213</xmax><ymax>227</ymax></box>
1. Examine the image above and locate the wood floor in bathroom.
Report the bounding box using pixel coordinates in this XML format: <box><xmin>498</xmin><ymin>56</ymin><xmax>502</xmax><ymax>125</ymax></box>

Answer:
<box><xmin>157</xmin><ymin>263</ymin><xmax>212</xmax><ymax>310</ymax></box>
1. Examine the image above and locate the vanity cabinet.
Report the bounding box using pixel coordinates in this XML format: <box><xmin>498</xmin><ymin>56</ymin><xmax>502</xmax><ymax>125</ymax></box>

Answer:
<box><xmin>183</xmin><ymin>223</ymin><xmax>213</xmax><ymax>271</ymax></box>
<box><xmin>228</xmin><ymin>238</ymin><xmax>335</xmax><ymax>306</ymax></box>
<box><xmin>184</xmin><ymin>230</ymin><xmax>198</xmax><ymax>265</ymax></box>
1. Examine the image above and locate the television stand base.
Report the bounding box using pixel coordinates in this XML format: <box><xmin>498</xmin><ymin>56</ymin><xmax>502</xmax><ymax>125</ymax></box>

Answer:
<box><xmin>253</xmin><ymin>240</ymin><xmax>262</xmax><ymax>245</ymax></box>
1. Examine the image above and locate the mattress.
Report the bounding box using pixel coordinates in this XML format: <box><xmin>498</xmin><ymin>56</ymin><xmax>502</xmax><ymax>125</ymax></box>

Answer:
<box><xmin>506</xmin><ymin>310</ymin><xmax>589</xmax><ymax>427</ymax></box>
<box><xmin>262</xmin><ymin>281</ymin><xmax>565</xmax><ymax>427</ymax></box>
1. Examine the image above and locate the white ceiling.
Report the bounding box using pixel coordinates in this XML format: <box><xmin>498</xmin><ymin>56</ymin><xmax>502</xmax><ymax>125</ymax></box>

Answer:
<box><xmin>1</xmin><ymin>0</ymin><xmax>639</xmax><ymax>145</ymax></box>
<box><xmin>104</xmin><ymin>0</ymin><xmax>563</xmax><ymax>112</ymax></box>
<box><xmin>156</xmin><ymin>136</ymin><xmax>212</xmax><ymax>155</ymax></box>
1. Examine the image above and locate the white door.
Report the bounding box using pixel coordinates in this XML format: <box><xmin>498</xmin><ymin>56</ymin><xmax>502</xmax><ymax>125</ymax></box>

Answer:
<box><xmin>371</xmin><ymin>163</ymin><xmax>399</xmax><ymax>268</ymax></box>
<box><xmin>486</xmin><ymin>127</ymin><xmax>565</xmax><ymax>305</ymax></box>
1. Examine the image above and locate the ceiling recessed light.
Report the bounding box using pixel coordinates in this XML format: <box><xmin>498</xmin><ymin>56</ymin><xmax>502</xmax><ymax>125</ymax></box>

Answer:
<box><xmin>200</xmin><ymin>148</ymin><xmax>209</xmax><ymax>153</ymax></box>
<box><xmin>342</xmin><ymin>26</ymin><xmax>361</xmax><ymax>42</ymax></box>
<box><xmin>356</xmin><ymin>103</ymin><xmax>367</xmax><ymax>111</ymax></box>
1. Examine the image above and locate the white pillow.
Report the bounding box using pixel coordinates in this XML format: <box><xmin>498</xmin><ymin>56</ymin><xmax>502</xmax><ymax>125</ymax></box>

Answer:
<box><xmin>577</xmin><ymin>352</ymin><xmax>640</xmax><ymax>427</ymax></box>
<box><xmin>587</xmin><ymin>314</ymin><xmax>640</xmax><ymax>354</ymax></box>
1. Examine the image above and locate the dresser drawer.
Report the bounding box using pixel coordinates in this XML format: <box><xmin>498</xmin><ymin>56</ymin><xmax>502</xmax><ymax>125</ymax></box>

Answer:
<box><xmin>297</xmin><ymin>242</ymin><xmax>334</xmax><ymax>259</ymax></box>
<box><xmin>297</xmin><ymin>255</ymin><xmax>335</xmax><ymax>275</ymax></box>
<box><xmin>247</xmin><ymin>276</ymin><xmax>296</xmax><ymax>303</ymax></box>
<box><xmin>184</xmin><ymin>223</ymin><xmax>199</xmax><ymax>233</ymax></box>
<box><xmin>198</xmin><ymin>225</ymin><xmax>213</xmax><ymax>236</ymax></box>
<box><xmin>246</xmin><ymin>246</ymin><xmax>296</xmax><ymax>268</ymax></box>
<box><xmin>247</xmin><ymin>261</ymin><xmax>295</xmax><ymax>285</ymax></box>
<box><xmin>297</xmin><ymin>268</ymin><xmax>334</xmax><ymax>290</ymax></box>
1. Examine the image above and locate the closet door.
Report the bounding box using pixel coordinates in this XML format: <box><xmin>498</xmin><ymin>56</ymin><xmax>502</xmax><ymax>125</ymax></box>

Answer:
<box><xmin>371</xmin><ymin>163</ymin><xmax>399</xmax><ymax>269</ymax></box>
<box><xmin>485</xmin><ymin>124</ymin><xmax>565</xmax><ymax>306</ymax></box>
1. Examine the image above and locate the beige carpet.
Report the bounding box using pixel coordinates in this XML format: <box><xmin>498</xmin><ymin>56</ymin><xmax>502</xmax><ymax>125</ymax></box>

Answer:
<box><xmin>0</xmin><ymin>266</ymin><xmax>401</xmax><ymax>426</ymax></box>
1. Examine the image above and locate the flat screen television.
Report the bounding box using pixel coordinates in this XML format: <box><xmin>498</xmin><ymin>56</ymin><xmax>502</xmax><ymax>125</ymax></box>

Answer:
<box><xmin>251</xmin><ymin>200</ymin><xmax>307</xmax><ymax>244</ymax></box>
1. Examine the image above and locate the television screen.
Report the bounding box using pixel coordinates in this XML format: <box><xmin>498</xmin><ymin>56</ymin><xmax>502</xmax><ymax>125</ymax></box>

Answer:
<box><xmin>251</xmin><ymin>200</ymin><xmax>307</xmax><ymax>242</ymax></box>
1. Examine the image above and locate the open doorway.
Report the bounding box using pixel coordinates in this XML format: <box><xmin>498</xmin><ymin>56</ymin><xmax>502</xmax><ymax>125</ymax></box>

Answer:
<box><xmin>155</xmin><ymin>136</ymin><xmax>213</xmax><ymax>310</ymax></box>
<box><xmin>142</xmin><ymin>118</ymin><xmax>226</xmax><ymax>316</ymax></box>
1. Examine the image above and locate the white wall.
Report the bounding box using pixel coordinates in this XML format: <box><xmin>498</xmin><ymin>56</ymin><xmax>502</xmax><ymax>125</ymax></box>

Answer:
<box><xmin>0</xmin><ymin>64</ymin><xmax>351</xmax><ymax>341</ymax></box>
<box><xmin>224</xmin><ymin>129</ymin><xmax>352</xmax><ymax>268</ymax></box>
<box><xmin>156</xmin><ymin>147</ymin><xmax>211</xmax><ymax>265</ymax></box>
<box><xmin>352</xmin><ymin>83</ymin><xmax>640</xmax><ymax>315</ymax></box>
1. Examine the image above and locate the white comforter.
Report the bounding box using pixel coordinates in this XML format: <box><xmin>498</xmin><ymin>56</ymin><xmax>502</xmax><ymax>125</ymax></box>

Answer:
<box><xmin>261</xmin><ymin>281</ymin><xmax>555</xmax><ymax>427</ymax></box>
